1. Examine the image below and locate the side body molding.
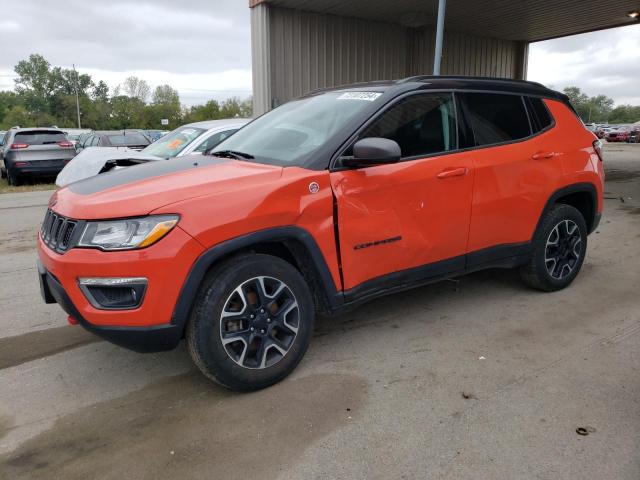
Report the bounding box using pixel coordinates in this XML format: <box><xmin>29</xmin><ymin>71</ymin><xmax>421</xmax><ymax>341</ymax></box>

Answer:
<box><xmin>171</xmin><ymin>226</ymin><xmax>342</xmax><ymax>332</ymax></box>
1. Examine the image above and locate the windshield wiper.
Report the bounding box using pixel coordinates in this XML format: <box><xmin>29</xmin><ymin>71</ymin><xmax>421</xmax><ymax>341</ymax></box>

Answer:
<box><xmin>207</xmin><ymin>149</ymin><xmax>254</xmax><ymax>160</ymax></box>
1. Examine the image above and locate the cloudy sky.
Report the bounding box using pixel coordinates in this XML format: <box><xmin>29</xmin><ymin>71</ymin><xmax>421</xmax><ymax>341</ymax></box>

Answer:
<box><xmin>0</xmin><ymin>0</ymin><xmax>638</xmax><ymax>106</ymax></box>
<box><xmin>0</xmin><ymin>0</ymin><xmax>252</xmax><ymax>105</ymax></box>
<box><xmin>528</xmin><ymin>24</ymin><xmax>640</xmax><ymax>106</ymax></box>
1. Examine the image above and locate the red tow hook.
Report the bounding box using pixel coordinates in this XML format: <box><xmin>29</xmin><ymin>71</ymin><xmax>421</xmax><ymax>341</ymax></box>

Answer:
<box><xmin>67</xmin><ymin>315</ymin><xmax>79</xmax><ymax>326</ymax></box>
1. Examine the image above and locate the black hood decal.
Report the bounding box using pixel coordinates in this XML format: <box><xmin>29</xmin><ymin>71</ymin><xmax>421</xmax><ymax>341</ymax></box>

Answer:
<box><xmin>69</xmin><ymin>155</ymin><xmax>232</xmax><ymax>195</ymax></box>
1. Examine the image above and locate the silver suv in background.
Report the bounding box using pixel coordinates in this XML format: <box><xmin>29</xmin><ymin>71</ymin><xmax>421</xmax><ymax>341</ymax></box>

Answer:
<box><xmin>1</xmin><ymin>128</ymin><xmax>76</xmax><ymax>185</ymax></box>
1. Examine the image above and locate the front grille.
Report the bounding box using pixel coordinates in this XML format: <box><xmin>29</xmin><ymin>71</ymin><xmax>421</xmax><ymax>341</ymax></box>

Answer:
<box><xmin>41</xmin><ymin>209</ymin><xmax>78</xmax><ymax>253</ymax></box>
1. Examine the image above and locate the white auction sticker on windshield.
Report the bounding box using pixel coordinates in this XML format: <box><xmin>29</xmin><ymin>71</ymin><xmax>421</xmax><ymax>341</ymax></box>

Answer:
<box><xmin>337</xmin><ymin>92</ymin><xmax>381</xmax><ymax>101</ymax></box>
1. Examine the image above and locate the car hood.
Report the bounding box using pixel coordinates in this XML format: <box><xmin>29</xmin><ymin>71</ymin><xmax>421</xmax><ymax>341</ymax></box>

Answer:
<box><xmin>56</xmin><ymin>147</ymin><xmax>162</xmax><ymax>187</ymax></box>
<box><xmin>51</xmin><ymin>154</ymin><xmax>284</xmax><ymax>219</ymax></box>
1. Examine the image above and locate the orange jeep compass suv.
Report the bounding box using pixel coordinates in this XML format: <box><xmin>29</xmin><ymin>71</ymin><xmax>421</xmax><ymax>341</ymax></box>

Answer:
<box><xmin>37</xmin><ymin>77</ymin><xmax>604</xmax><ymax>391</ymax></box>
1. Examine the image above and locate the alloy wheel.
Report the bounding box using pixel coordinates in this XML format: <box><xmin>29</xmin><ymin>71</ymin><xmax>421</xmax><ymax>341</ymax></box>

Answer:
<box><xmin>544</xmin><ymin>219</ymin><xmax>582</xmax><ymax>280</ymax></box>
<box><xmin>219</xmin><ymin>276</ymin><xmax>299</xmax><ymax>369</ymax></box>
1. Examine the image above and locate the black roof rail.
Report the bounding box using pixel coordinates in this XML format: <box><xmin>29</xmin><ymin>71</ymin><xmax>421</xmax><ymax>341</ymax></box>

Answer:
<box><xmin>397</xmin><ymin>75</ymin><xmax>547</xmax><ymax>89</ymax></box>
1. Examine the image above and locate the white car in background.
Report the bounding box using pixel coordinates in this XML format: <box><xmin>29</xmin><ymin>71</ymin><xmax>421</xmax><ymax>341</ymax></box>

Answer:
<box><xmin>56</xmin><ymin>118</ymin><xmax>250</xmax><ymax>186</ymax></box>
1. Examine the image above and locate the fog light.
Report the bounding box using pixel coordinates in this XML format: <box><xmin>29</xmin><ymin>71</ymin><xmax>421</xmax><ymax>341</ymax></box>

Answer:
<box><xmin>78</xmin><ymin>277</ymin><xmax>147</xmax><ymax>310</ymax></box>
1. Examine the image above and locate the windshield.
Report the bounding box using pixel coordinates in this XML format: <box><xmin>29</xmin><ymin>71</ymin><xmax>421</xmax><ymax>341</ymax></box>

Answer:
<box><xmin>211</xmin><ymin>91</ymin><xmax>381</xmax><ymax>166</ymax></box>
<box><xmin>142</xmin><ymin>126</ymin><xmax>206</xmax><ymax>158</ymax></box>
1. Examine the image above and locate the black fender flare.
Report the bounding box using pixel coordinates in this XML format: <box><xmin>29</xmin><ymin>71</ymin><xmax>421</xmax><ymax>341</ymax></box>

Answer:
<box><xmin>170</xmin><ymin>226</ymin><xmax>342</xmax><ymax>333</ymax></box>
<box><xmin>535</xmin><ymin>182</ymin><xmax>599</xmax><ymax>236</ymax></box>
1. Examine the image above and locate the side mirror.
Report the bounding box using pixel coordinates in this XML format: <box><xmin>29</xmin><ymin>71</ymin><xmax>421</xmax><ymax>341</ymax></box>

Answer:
<box><xmin>341</xmin><ymin>137</ymin><xmax>401</xmax><ymax>168</ymax></box>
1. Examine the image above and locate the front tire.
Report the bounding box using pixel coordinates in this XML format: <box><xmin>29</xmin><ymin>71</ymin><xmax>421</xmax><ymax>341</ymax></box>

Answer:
<box><xmin>520</xmin><ymin>204</ymin><xmax>588</xmax><ymax>292</ymax></box>
<box><xmin>186</xmin><ymin>253</ymin><xmax>315</xmax><ymax>391</ymax></box>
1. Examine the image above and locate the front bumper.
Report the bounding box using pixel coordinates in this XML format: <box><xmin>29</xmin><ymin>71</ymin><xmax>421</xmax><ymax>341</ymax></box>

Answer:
<box><xmin>36</xmin><ymin>225</ymin><xmax>205</xmax><ymax>352</ymax></box>
<box><xmin>38</xmin><ymin>261</ymin><xmax>180</xmax><ymax>352</ymax></box>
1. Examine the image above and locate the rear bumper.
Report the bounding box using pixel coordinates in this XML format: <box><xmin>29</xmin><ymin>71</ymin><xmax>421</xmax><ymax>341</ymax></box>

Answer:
<box><xmin>37</xmin><ymin>260</ymin><xmax>182</xmax><ymax>352</ymax></box>
<box><xmin>10</xmin><ymin>161</ymin><xmax>67</xmax><ymax>176</ymax></box>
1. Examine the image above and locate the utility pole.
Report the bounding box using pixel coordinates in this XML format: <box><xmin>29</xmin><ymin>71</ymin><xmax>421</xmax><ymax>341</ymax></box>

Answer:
<box><xmin>433</xmin><ymin>0</ymin><xmax>447</xmax><ymax>75</ymax></box>
<box><xmin>72</xmin><ymin>64</ymin><xmax>82</xmax><ymax>128</ymax></box>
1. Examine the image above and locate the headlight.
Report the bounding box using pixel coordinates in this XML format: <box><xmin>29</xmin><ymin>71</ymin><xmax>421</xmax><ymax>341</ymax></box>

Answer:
<box><xmin>78</xmin><ymin>215</ymin><xmax>179</xmax><ymax>251</ymax></box>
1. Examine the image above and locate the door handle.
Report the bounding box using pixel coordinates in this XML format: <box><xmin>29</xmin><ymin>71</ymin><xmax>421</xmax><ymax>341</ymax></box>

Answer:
<box><xmin>531</xmin><ymin>151</ymin><xmax>555</xmax><ymax>160</ymax></box>
<box><xmin>437</xmin><ymin>167</ymin><xmax>468</xmax><ymax>179</ymax></box>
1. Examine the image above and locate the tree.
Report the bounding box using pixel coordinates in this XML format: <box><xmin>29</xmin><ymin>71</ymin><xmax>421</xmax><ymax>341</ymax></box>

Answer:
<box><xmin>0</xmin><ymin>105</ymin><xmax>57</xmax><ymax>130</ymax></box>
<box><xmin>13</xmin><ymin>54</ymin><xmax>55</xmax><ymax>114</ymax></box>
<box><xmin>50</xmin><ymin>67</ymin><xmax>93</xmax><ymax>96</ymax></box>
<box><xmin>152</xmin><ymin>85</ymin><xmax>179</xmax><ymax>106</ymax></box>
<box><xmin>3</xmin><ymin>54</ymin><xmax>255</xmax><ymax>130</ymax></box>
<box><xmin>0</xmin><ymin>91</ymin><xmax>20</xmax><ymax>125</ymax></box>
<box><xmin>608</xmin><ymin>105</ymin><xmax>640</xmax><ymax>124</ymax></box>
<box><xmin>122</xmin><ymin>76</ymin><xmax>150</xmax><ymax>103</ymax></box>
<box><xmin>563</xmin><ymin>86</ymin><xmax>615</xmax><ymax>123</ymax></box>
<box><xmin>183</xmin><ymin>100</ymin><xmax>221</xmax><ymax>123</ymax></box>
<box><xmin>92</xmin><ymin>80</ymin><xmax>109</xmax><ymax>102</ymax></box>
<box><xmin>109</xmin><ymin>95</ymin><xmax>146</xmax><ymax>129</ymax></box>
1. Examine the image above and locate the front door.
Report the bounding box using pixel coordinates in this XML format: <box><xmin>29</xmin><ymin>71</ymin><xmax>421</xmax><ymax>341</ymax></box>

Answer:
<box><xmin>331</xmin><ymin>92</ymin><xmax>475</xmax><ymax>293</ymax></box>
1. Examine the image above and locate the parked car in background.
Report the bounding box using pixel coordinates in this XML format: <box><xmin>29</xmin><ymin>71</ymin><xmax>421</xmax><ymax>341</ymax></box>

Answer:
<box><xmin>145</xmin><ymin>129</ymin><xmax>169</xmax><ymax>142</ymax></box>
<box><xmin>74</xmin><ymin>132</ymin><xmax>92</xmax><ymax>151</ymax></box>
<box><xmin>57</xmin><ymin>119</ymin><xmax>250</xmax><ymax>186</ymax></box>
<box><xmin>0</xmin><ymin>131</ymin><xmax>5</xmax><ymax>146</ymax></box>
<box><xmin>1</xmin><ymin>127</ymin><xmax>76</xmax><ymax>185</ymax></box>
<box><xmin>628</xmin><ymin>126</ymin><xmax>640</xmax><ymax>143</ymax></box>
<box><xmin>63</xmin><ymin>128</ymin><xmax>92</xmax><ymax>148</ymax></box>
<box><xmin>39</xmin><ymin>77</ymin><xmax>603</xmax><ymax>391</ymax></box>
<box><xmin>605</xmin><ymin>126</ymin><xmax>633</xmax><ymax>142</ymax></box>
<box><xmin>76</xmin><ymin>130</ymin><xmax>152</xmax><ymax>152</ymax></box>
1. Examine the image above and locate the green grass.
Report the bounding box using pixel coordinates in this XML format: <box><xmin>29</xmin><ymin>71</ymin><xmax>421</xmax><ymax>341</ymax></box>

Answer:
<box><xmin>0</xmin><ymin>180</ymin><xmax>57</xmax><ymax>194</ymax></box>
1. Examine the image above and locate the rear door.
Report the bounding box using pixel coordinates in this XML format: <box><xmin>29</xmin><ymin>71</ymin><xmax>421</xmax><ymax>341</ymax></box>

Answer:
<box><xmin>460</xmin><ymin>92</ymin><xmax>557</xmax><ymax>259</ymax></box>
<box><xmin>331</xmin><ymin>92</ymin><xmax>475</xmax><ymax>292</ymax></box>
<box><xmin>11</xmin><ymin>130</ymin><xmax>76</xmax><ymax>163</ymax></box>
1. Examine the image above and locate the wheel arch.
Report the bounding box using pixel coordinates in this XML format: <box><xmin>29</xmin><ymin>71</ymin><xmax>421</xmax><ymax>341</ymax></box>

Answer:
<box><xmin>171</xmin><ymin>226</ymin><xmax>341</xmax><ymax>335</ymax></box>
<box><xmin>537</xmin><ymin>183</ymin><xmax>599</xmax><ymax>235</ymax></box>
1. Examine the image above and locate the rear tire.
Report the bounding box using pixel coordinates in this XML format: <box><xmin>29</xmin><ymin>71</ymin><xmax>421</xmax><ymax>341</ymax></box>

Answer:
<box><xmin>7</xmin><ymin>168</ymin><xmax>22</xmax><ymax>186</ymax></box>
<box><xmin>520</xmin><ymin>204</ymin><xmax>587</xmax><ymax>292</ymax></box>
<box><xmin>186</xmin><ymin>253</ymin><xmax>315</xmax><ymax>391</ymax></box>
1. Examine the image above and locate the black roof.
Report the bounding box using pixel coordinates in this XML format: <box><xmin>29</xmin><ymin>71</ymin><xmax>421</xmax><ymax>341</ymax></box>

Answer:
<box><xmin>306</xmin><ymin>75</ymin><xmax>567</xmax><ymax>102</ymax></box>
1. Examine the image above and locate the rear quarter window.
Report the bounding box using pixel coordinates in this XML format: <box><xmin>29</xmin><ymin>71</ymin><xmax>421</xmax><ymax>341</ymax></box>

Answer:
<box><xmin>525</xmin><ymin>96</ymin><xmax>553</xmax><ymax>132</ymax></box>
<box><xmin>14</xmin><ymin>131</ymin><xmax>66</xmax><ymax>145</ymax></box>
<box><xmin>462</xmin><ymin>93</ymin><xmax>531</xmax><ymax>146</ymax></box>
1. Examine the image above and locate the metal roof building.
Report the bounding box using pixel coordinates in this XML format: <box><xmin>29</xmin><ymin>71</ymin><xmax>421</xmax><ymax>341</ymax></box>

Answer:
<box><xmin>249</xmin><ymin>0</ymin><xmax>640</xmax><ymax>114</ymax></box>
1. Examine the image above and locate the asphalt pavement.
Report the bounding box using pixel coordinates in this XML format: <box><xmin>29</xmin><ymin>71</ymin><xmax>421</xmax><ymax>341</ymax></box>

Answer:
<box><xmin>0</xmin><ymin>143</ymin><xmax>639</xmax><ymax>479</ymax></box>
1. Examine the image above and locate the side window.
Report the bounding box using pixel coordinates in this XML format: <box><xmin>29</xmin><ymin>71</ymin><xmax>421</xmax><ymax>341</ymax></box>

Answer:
<box><xmin>358</xmin><ymin>93</ymin><xmax>457</xmax><ymax>159</ymax></box>
<box><xmin>525</xmin><ymin>96</ymin><xmax>553</xmax><ymax>133</ymax></box>
<box><xmin>463</xmin><ymin>93</ymin><xmax>531</xmax><ymax>146</ymax></box>
<box><xmin>90</xmin><ymin>136</ymin><xmax>100</xmax><ymax>147</ymax></box>
<box><xmin>194</xmin><ymin>129</ymin><xmax>237</xmax><ymax>153</ymax></box>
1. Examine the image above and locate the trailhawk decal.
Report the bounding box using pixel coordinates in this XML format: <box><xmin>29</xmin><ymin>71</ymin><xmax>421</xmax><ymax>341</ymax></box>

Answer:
<box><xmin>354</xmin><ymin>236</ymin><xmax>402</xmax><ymax>250</ymax></box>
